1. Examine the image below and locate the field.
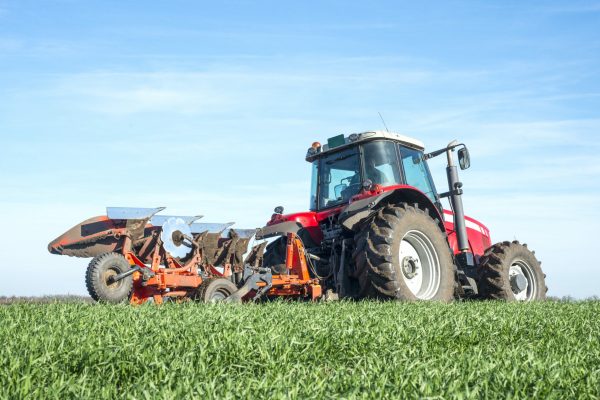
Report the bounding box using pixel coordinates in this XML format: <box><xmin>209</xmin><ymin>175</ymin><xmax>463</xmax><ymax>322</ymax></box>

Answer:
<box><xmin>1</xmin><ymin>301</ymin><xmax>599</xmax><ymax>399</ymax></box>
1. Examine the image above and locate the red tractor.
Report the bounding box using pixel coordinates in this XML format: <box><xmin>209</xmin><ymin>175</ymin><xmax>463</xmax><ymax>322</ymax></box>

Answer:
<box><xmin>250</xmin><ymin>131</ymin><xmax>547</xmax><ymax>301</ymax></box>
<box><xmin>49</xmin><ymin>131</ymin><xmax>547</xmax><ymax>302</ymax></box>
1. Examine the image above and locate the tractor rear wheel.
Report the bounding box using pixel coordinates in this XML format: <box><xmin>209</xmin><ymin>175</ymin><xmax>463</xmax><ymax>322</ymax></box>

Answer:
<box><xmin>86</xmin><ymin>252</ymin><xmax>133</xmax><ymax>303</ymax></box>
<box><xmin>353</xmin><ymin>203</ymin><xmax>455</xmax><ymax>301</ymax></box>
<box><xmin>262</xmin><ymin>237</ymin><xmax>288</xmax><ymax>274</ymax></box>
<box><xmin>477</xmin><ymin>241</ymin><xmax>547</xmax><ymax>301</ymax></box>
<box><xmin>194</xmin><ymin>278</ymin><xmax>239</xmax><ymax>303</ymax></box>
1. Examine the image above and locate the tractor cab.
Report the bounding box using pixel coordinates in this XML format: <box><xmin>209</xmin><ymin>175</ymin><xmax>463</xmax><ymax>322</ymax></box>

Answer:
<box><xmin>306</xmin><ymin>131</ymin><xmax>438</xmax><ymax>211</ymax></box>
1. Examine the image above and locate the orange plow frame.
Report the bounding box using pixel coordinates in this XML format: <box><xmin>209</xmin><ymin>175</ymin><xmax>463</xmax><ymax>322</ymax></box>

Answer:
<box><xmin>266</xmin><ymin>233</ymin><xmax>322</xmax><ymax>300</ymax></box>
<box><xmin>124</xmin><ymin>239</ymin><xmax>233</xmax><ymax>305</ymax></box>
<box><xmin>123</xmin><ymin>232</ymin><xmax>321</xmax><ymax>304</ymax></box>
<box><xmin>229</xmin><ymin>232</ymin><xmax>322</xmax><ymax>302</ymax></box>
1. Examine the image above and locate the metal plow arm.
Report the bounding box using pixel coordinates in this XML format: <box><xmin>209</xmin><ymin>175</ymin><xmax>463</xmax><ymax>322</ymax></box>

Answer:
<box><xmin>224</xmin><ymin>232</ymin><xmax>322</xmax><ymax>302</ymax></box>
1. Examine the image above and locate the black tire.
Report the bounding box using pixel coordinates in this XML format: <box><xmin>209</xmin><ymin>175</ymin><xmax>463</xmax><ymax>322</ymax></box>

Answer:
<box><xmin>477</xmin><ymin>241</ymin><xmax>547</xmax><ymax>301</ymax></box>
<box><xmin>194</xmin><ymin>278</ymin><xmax>238</xmax><ymax>303</ymax></box>
<box><xmin>262</xmin><ymin>237</ymin><xmax>288</xmax><ymax>274</ymax></box>
<box><xmin>85</xmin><ymin>252</ymin><xmax>133</xmax><ymax>303</ymax></box>
<box><xmin>352</xmin><ymin>203</ymin><xmax>455</xmax><ymax>301</ymax></box>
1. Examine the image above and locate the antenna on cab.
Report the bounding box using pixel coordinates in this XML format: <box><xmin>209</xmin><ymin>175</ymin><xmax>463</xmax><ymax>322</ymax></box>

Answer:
<box><xmin>378</xmin><ymin>112</ymin><xmax>390</xmax><ymax>133</ymax></box>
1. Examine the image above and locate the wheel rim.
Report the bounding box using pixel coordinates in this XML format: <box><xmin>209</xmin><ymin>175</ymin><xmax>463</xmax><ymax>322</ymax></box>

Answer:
<box><xmin>103</xmin><ymin>266</ymin><xmax>123</xmax><ymax>291</ymax></box>
<box><xmin>509</xmin><ymin>260</ymin><xmax>538</xmax><ymax>301</ymax></box>
<box><xmin>398</xmin><ymin>230</ymin><xmax>441</xmax><ymax>299</ymax></box>
<box><xmin>209</xmin><ymin>287</ymin><xmax>232</xmax><ymax>302</ymax></box>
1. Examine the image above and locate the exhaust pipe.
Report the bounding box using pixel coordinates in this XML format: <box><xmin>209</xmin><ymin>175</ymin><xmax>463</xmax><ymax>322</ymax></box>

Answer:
<box><xmin>444</xmin><ymin>141</ymin><xmax>474</xmax><ymax>268</ymax></box>
<box><xmin>445</xmin><ymin>141</ymin><xmax>469</xmax><ymax>252</ymax></box>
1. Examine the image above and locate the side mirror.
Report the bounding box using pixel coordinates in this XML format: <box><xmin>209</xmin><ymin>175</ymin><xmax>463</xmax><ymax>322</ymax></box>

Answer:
<box><xmin>323</xmin><ymin>172</ymin><xmax>332</xmax><ymax>184</ymax></box>
<box><xmin>458</xmin><ymin>147</ymin><xmax>470</xmax><ymax>170</ymax></box>
<box><xmin>334</xmin><ymin>183</ymin><xmax>348</xmax><ymax>199</ymax></box>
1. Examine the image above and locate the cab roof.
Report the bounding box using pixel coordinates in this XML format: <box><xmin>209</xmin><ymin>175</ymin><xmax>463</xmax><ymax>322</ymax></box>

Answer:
<box><xmin>306</xmin><ymin>130</ymin><xmax>425</xmax><ymax>161</ymax></box>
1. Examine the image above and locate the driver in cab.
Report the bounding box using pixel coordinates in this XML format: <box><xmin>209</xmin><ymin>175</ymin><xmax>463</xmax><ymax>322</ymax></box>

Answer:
<box><xmin>341</xmin><ymin>158</ymin><xmax>390</xmax><ymax>201</ymax></box>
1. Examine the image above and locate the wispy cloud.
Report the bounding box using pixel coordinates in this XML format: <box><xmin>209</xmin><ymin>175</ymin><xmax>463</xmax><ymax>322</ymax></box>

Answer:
<box><xmin>30</xmin><ymin>56</ymin><xmax>572</xmax><ymax>119</ymax></box>
<box><xmin>42</xmin><ymin>64</ymin><xmax>434</xmax><ymax>115</ymax></box>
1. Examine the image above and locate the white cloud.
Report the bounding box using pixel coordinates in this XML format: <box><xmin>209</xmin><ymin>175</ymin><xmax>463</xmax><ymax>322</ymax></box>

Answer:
<box><xmin>40</xmin><ymin>58</ymin><xmax>453</xmax><ymax>116</ymax></box>
<box><xmin>50</xmin><ymin>72</ymin><xmax>233</xmax><ymax>115</ymax></box>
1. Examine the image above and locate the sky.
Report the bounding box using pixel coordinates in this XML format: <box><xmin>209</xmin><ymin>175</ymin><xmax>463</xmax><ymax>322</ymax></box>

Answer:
<box><xmin>0</xmin><ymin>0</ymin><xmax>599</xmax><ymax>298</ymax></box>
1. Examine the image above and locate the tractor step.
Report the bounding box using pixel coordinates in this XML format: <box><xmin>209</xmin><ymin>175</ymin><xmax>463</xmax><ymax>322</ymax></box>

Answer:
<box><xmin>457</xmin><ymin>268</ymin><xmax>478</xmax><ymax>296</ymax></box>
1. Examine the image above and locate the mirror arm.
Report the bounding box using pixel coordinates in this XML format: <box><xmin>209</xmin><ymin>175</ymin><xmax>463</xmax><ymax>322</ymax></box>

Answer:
<box><xmin>438</xmin><ymin>186</ymin><xmax>464</xmax><ymax>199</ymax></box>
<box><xmin>423</xmin><ymin>143</ymin><xmax>465</xmax><ymax>161</ymax></box>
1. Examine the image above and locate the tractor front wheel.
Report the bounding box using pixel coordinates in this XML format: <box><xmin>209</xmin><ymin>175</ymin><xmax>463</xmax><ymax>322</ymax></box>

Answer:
<box><xmin>477</xmin><ymin>241</ymin><xmax>547</xmax><ymax>301</ymax></box>
<box><xmin>194</xmin><ymin>278</ymin><xmax>239</xmax><ymax>303</ymax></box>
<box><xmin>353</xmin><ymin>203</ymin><xmax>455</xmax><ymax>301</ymax></box>
<box><xmin>86</xmin><ymin>252</ymin><xmax>133</xmax><ymax>303</ymax></box>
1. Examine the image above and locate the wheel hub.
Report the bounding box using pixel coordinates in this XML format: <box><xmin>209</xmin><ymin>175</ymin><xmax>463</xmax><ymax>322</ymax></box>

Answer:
<box><xmin>510</xmin><ymin>272</ymin><xmax>527</xmax><ymax>293</ymax></box>
<box><xmin>402</xmin><ymin>256</ymin><xmax>420</xmax><ymax>279</ymax></box>
<box><xmin>103</xmin><ymin>268</ymin><xmax>121</xmax><ymax>290</ymax></box>
<box><xmin>509</xmin><ymin>261</ymin><xmax>536</xmax><ymax>301</ymax></box>
<box><xmin>398</xmin><ymin>230</ymin><xmax>442</xmax><ymax>300</ymax></box>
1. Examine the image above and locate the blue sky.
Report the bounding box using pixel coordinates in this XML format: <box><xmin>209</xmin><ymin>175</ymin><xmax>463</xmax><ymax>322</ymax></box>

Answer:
<box><xmin>1</xmin><ymin>0</ymin><xmax>599</xmax><ymax>297</ymax></box>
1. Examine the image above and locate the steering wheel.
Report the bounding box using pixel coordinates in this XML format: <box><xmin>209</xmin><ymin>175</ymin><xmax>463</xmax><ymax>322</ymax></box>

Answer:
<box><xmin>340</xmin><ymin>182</ymin><xmax>361</xmax><ymax>202</ymax></box>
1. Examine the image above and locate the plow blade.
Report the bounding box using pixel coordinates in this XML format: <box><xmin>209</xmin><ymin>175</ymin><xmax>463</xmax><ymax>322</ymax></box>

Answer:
<box><xmin>48</xmin><ymin>215</ymin><xmax>125</xmax><ymax>257</ymax></box>
<box><xmin>150</xmin><ymin>214</ymin><xmax>203</xmax><ymax>226</ymax></box>
<box><xmin>49</xmin><ymin>207</ymin><xmax>166</xmax><ymax>257</ymax></box>
<box><xmin>106</xmin><ymin>207</ymin><xmax>165</xmax><ymax>220</ymax></box>
<box><xmin>190</xmin><ymin>222</ymin><xmax>234</xmax><ymax>234</ymax></box>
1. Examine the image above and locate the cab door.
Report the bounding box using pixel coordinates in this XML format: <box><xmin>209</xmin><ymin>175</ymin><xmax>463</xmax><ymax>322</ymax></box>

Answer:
<box><xmin>397</xmin><ymin>145</ymin><xmax>439</xmax><ymax>203</ymax></box>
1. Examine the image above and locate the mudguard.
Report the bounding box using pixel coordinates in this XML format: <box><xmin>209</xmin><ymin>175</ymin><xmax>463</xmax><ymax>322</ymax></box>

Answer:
<box><xmin>338</xmin><ymin>188</ymin><xmax>444</xmax><ymax>232</ymax></box>
<box><xmin>338</xmin><ymin>191</ymin><xmax>394</xmax><ymax>231</ymax></box>
<box><xmin>255</xmin><ymin>221</ymin><xmax>302</xmax><ymax>240</ymax></box>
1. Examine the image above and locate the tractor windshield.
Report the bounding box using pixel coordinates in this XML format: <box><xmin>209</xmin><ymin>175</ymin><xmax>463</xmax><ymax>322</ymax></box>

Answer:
<box><xmin>311</xmin><ymin>147</ymin><xmax>361</xmax><ymax>210</ymax></box>
<box><xmin>309</xmin><ymin>139</ymin><xmax>436</xmax><ymax>210</ymax></box>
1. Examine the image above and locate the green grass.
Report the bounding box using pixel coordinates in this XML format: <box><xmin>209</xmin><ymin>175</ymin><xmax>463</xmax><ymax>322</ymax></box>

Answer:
<box><xmin>1</xmin><ymin>301</ymin><xmax>599</xmax><ymax>399</ymax></box>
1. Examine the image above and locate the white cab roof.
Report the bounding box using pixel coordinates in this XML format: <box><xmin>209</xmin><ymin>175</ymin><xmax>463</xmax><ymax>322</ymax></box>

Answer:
<box><xmin>346</xmin><ymin>131</ymin><xmax>425</xmax><ymax>150</ymax></box>
<box><xmin>307</xmin><ymin>131</ymin><xmax>425</xmax><ymax>162</ymax></box>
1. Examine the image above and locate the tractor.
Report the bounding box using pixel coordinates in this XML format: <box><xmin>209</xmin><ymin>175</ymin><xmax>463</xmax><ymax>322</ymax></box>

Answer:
<box><xmin>254</xmin><ymin>131</ymin><xmax>547</xmax><ymax>301</ymax></box>
<box><xmin>48</xmin><ymin>130</ymin><xmax>547</xmax><ymax>303</ymax></box>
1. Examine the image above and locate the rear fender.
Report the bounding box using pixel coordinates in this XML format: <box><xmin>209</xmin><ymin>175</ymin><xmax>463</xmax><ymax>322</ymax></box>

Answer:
<box><xmin>339</xmin><ymin>188</ymin><xmax>445</xmax><ymax>232</ymax></box>
<box><xmin>255</xmin><ymin>221</ymin><xmax>319</xmax><ymax>251</ymax></box>
<box><xmin>256</xmin><ymin>221</ymin><xmax>302</xmax><ymax>240</ymax></box>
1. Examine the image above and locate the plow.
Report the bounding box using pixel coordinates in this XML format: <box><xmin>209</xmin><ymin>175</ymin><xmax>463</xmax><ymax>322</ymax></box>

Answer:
<box><xmin>48</xmin><ymin>208</ymin><xmax>320</xmax><ymax>304</ymax></box>
<box><xmin>49</xmin><ymin>130</ymin><xmax>547</xmax><ymax>303</ymax></box>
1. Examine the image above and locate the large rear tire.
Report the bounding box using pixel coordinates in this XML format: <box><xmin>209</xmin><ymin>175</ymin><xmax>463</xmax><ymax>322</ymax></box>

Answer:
<box><xmin>352</xmin><ymin>204</ymin><xmax>455</xmax><ymax>301</ymax></box>
<box><xmin>85</xmin><ymin>252</ymin><xmax>133</xmax><ymax>303</ymax></box>
<box><xmin>477</xmin><ymin>241</ymin><xmax>547</xmax><ymax>301</ymax></box>
<box><xmin>262</xmin><ymin>237</ymin><xmax>288</xmax><ymax>274</ymax></box>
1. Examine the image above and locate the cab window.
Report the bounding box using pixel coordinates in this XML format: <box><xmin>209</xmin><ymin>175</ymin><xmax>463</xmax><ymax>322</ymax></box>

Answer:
<box><xmin>309</xmin><ymin>161</ymin><xmax>318</xmax><ymax>210</ymax></box>
<box><xmin>361</xmin><ymin>141</ymin><xmax>402</xmax><ymax>186</ymax></box>
<box><xmin>317</xmin><ymin>148</ymin><xmax>361</xmax><ymax>209</ymax></box>
<box><xmin>398</xmin><ymin>146</ymin><xmax>437</xmax><ymax>201</ymax></box>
